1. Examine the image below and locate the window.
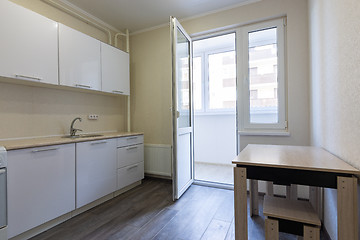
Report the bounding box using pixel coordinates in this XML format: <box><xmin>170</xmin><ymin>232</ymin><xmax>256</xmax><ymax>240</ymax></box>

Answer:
<box><xmin>193</xmin><ymin>33</ymin><xmax>236</xmax><ymax>113</ymax></box>
<box><xmin>238</xmin><ymin>18</ymin><xmax>287</xmax><ymax>131</ymax></box>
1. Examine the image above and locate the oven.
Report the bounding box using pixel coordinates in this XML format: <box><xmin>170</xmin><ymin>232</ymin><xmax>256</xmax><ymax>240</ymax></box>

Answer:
<box><xmin>0</xmin><ymin>146</ymin><xmax>7</xmax><ymax>240</ymax></box>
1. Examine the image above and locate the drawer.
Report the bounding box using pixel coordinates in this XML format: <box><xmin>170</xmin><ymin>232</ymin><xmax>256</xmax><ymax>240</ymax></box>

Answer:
<box><xmin>117</xmin><ymin>135</ymin><xmax>144</xmax><ymax>147</ymax></box>
<box><xmin>117</xmin><ymin>161</ymin><xmax>144</xmax><ymax>190</ymax></box>
<box><xmin>117</xmin><ymin>143</ymin><xmax>144</xmax><ymax>168</ymax></box>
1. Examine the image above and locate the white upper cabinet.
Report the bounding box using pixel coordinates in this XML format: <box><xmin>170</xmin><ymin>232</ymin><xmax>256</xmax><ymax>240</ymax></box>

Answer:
<box><xmin>101</xmin><ymin>43</ymin><xmax>130</xmax><ymax>95</ymax></box>
<box><xmin>59</xmin><ymin>24</ymin><xmax>101</xmax><ymax>91</ymax></box>
<box><xmin>0</xmin><ymin>0</ymin><xmax>58</xmax><ymax>85</ymax></box>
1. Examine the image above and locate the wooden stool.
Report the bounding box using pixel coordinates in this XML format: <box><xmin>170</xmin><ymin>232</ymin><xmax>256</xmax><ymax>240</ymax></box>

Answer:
<box><xmin>263</xmin><ymin>196</ymin><xmax>321</xmax><ymax>240</ymax></box>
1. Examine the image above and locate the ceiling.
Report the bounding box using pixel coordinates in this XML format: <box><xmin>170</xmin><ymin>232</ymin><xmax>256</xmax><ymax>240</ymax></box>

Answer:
<box><xmin>62</xmin><ymin>0</ymin><xmax>257</xmax><ymax>33</ymax></box>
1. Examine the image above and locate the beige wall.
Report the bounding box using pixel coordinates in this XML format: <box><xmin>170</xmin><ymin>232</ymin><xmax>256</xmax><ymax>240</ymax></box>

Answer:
<box><xmin>130</xmin><ymin>0</ymin><xmax>310</xmax><ymax>148</ymax></box>
<box><xmin>309</xmin><ymin>0</ymin><xmax>360</xmax><ymax>239</ymax></box>
<box><xmin>0</xmin><ymin>1</ymin><xmax>128</xmax><ymax>139</ymax></box>
<box><xmin>0</xmin><ymin>82</ymin><xmax>127</xmax><ymax>139</ymax></box>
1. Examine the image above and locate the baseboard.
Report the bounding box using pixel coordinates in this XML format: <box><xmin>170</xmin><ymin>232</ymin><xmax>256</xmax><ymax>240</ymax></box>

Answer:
<box><xmin>145</xmin><ymin>173</ymin><xmax>172</xmax><ymax>181</ymax></box>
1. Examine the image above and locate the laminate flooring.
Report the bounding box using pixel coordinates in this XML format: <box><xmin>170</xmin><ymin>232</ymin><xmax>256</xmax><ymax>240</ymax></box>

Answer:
<box><xmin>31</xmin><ymin>178</ymin><xmax>329</xmax><ymax>240</ymax></box>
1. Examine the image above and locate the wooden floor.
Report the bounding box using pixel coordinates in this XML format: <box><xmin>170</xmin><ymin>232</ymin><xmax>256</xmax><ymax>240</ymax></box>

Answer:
<box><xmin>31</xmin><ymin>178</ymin><xmax>328</xmax><ymax>240</ymax></box>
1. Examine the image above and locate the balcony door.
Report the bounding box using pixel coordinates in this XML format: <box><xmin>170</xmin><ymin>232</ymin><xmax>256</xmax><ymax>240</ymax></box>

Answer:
<box><xmin>170</xmin><ymin>17</ymin><xmax>194</xmax><ymax>200</ymax></box>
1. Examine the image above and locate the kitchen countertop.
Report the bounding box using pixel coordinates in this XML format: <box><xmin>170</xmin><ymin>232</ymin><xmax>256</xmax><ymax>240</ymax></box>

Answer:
<box><xmin>0</xmin><ymin>132</ymin><xmax>144</xmax><ymax>150</ymax></box>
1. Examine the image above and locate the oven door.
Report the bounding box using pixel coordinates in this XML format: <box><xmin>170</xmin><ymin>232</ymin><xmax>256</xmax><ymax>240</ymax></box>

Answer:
<box><xmin>0</xmin><ymin>168</ymin><xmax>7</xmax><ymax>228</ymax></box>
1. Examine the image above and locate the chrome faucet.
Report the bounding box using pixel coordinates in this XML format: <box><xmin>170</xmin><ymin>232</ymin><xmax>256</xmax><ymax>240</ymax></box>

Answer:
<box><xmin>70</xmin><ymin>117</ymin><xmax>82</xmax><ymax>136</ymax></box>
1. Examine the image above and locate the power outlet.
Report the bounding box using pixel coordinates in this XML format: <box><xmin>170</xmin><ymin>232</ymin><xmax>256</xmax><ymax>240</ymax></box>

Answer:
<box><xmin>88</xmin><ymin>114</ymin><xmax>98</xmax><ymax>120</ymax></box>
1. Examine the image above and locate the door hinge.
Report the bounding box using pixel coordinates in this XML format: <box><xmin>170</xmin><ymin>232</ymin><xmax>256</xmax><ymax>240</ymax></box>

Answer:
<box><xmin>283</xmin><ymin>18</ymin><xmax>287</xmax><ymax>27</ymax></box>
<box><xmin>285</xmin><ymin>121</ymin><xmax>288</xmax><ymax>129</ymax></box>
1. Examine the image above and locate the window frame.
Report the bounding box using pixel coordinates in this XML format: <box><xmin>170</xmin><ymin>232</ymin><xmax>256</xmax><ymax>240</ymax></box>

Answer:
<box><xmin>237</xmin><ymin>18</ymin><xmax>287</xmax><ymax>132</ymax></box>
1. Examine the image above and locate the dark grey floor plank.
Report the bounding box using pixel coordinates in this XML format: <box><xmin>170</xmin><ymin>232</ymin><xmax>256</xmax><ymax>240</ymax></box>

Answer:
<box><xmin>213</xmin><ymin>189</ymin><xmax>234</xmax><ymax>223</ymax></box>
<box><xmin>152</xmin><ymin>186</ymin><xmax>218</xmax><ymax>240</ymax></box>
<box><xmin>125</xmin><ymin>207</ymin><xmax>178</xmax><ymax>240</ymax></box>
<box><xmin>178</xmin><ymin>188</ymin><xmax>230</xmax><ymax>240</ymax></box>
<box><xmin>200</xmin><ymin>219</ymin><xmax>231</xmax><ymax>240</ymax></box>
<box><xmin>30</xmin><ymin>178</ymin><xmax>330</xmax><ymax>240</ymax></box>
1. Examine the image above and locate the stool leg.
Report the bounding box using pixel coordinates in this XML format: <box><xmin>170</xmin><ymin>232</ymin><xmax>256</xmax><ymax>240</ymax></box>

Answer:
<box><xmin>265</xmin><ymin>218</ymin><xmax>279</xmax><ymax>240</ymax></box>
<box><xmin>303</xmin><ymin>225</ymin><xmax>320</xmax><ymax>240</ymax></box>
<box><xmin>266</xmin><ymin>182</ymin><xmax>274</xmax><ymax>196</ymax></box>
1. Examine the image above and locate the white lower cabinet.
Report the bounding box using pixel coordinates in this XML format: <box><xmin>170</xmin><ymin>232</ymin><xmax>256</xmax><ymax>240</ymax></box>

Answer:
<box><xmin>76</xmin><ymin>139</ymin><xmax>117</xmax><ymax>208</ymax></box>
<box><xmin>116</xmin><ymin>135</ymin><xmax>144</xmax><ymax>190</ymax></box>
<box><xmin>7</xmin><ymin>144</ymin><xmax>75</xmax><ymax>238</ymax></box>
<box><xmin>117</xmin><ymin>162</ymin><xmax>144</xmax><ymax>190</ymax></box>
<box><xmin>117</xmin><ymin>144</ymin><xmax>144</xmax><ymax>168</ymax></box>
<box><xmin>6</xmin><ymin>135</ymin><xmax>143</xmax><ymax>238</ymax></box>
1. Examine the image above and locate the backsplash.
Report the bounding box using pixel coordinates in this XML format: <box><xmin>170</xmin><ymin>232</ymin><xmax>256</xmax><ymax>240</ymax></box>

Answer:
<box><xmin>0</xmin><ymin>81</ymin><xmax>127</xmax><ymax>139</ymax></box>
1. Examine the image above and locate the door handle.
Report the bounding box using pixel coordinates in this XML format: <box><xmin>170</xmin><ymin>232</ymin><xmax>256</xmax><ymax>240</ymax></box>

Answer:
<box><xmin>176</xmin><ymin>111</ymin><xmax>180</xmax><ymax>118</ymax></box>
<box><xmin>31</xmin><ymin>147</ymin><xmax>59</xmax><ymax>153</ymax></box>
<box><xmin>15</xmin><ymin>74</ymin><xmax>42</xmax><ymax>81</ymax></box>
<box><xmin>127</xmin><ymin>165</ymin><xmax>138</xmax><ymax>171</ymax></box>
<box><xmin>112</xmin><ymin>90</ymin><xmax>124</xmax><ymax>94</ymax></box>
<box><xmin>126</xmin><ymin>137</ymin><xmax>137</xmax><ymax>141</ymax></box>
<box><xmin>75</xmin><ymin>84</ymin><xmax>92</xmax><ymax>89</ymax></box>
<box><xmin>126</xmin><ymin>146</ymin><xmax>138</xmax><ymax>151</ymax></box>
<box><xmin>90</xmin><ymin>141</ymin><xmax>107</xmax><ymax>145</ymax></box>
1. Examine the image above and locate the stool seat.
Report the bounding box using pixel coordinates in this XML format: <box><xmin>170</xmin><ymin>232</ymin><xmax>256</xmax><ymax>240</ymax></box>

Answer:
<box><xmin>263</xmin><ymin>196</ymin><xmax>321</xmax><ymax>226</ymax></box>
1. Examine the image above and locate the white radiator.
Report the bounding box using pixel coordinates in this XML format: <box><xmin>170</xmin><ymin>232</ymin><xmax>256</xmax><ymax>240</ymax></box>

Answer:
<box><xmin>144</xmin><ymin>144</ymin><xmax>172</xmax><ymax>177</ymax></box>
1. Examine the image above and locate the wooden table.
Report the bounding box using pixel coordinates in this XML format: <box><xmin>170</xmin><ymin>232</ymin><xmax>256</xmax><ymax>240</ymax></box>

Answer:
<box><xmin>232</xmin><ymin>144</ymin><xmax>360</xmax><ymax>240</ymax></box>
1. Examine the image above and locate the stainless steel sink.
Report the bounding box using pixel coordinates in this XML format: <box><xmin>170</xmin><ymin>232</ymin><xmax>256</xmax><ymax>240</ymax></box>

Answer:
<box><xmin>62</xmin><ymin>134</ymin><xmax>103</xmax><ymax>139</ymax></box>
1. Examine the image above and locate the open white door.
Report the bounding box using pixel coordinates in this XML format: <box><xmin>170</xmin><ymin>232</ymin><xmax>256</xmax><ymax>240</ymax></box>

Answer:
<box><xmin>170</xmin><ymin>17</ymin><xmax>194</xmax><ymax>200</ymax></box>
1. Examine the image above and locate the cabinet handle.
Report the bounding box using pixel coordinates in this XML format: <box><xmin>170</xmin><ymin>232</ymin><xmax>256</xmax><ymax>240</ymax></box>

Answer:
<box><xmin>127</xmin><ymin>165</ymin><xmax>138</xmax><ymax>171</ymax></box>
<box><xmin>126</xmin><ymin>146</ymin><xmax>138</xmax><ymax>151</ymax></box>
<box><xmin>0</xmin><ymin>169</ymin><xmax>5</xmax><ymax>175</ymax></box>
<box><xmin>31</xmin><ymin>147</ymin><xmax>59</xmax><ymax>153</ymax></box>
<box><xmin>15</xmin><ymin>74</ymin><xmax>42</xmax><ymax>81</ymax></box>
<box><xmin>112</xmin><ymin>90</ymin><xmax>123</xmax><ymax>94</ymax></box>
<box><xmin>90</xmin><ymin>141</ymin><xmax>107</xmax><ymax>145</ymax></box>
<box><xmin>75</xmin><ymin>84</ymin><xmax>92</xmax><ymax>89</ymax></box>
<box><xmin>126</xmin><ymin>137</ymin><xmax>137</xmax><ymax>141</ymax></box>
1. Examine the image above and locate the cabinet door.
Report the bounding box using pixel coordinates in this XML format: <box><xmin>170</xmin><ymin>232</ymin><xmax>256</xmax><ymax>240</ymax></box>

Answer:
<box><xmin>0</xmin><ymin>0</ymin><xmax>58</xmax><ymax>85</ymax></box>
<box><xmin>101</xmin><ymin>43</ymin><xmax>130</xmax><ymax>95</ymax></box>
<box><xmin>7</xmin><ymin>144</ymin><xmax>75</xmax><ymax>238</ymax></box>
<box><xmin>117</xmin><ymin>135</ymin><xmax>144</xmax><ymax>147</ymax></box>
<box><xmin>117</xmin><ymin>144</ymin><xmax>144</xmax><ymax>169</ymax></box>
<box><xmin>76</xmin><ymin>139</ymin><xmax>117</xmax><ymax>208</ymax></box>
<box><xmin>59</xmin><ymin>24</ymin><xmax>101</xmax><ymax>90</ymax></box>
<box><xmin>117</xmin><ymin>162</ymin><xmax>144</xmax><ymax>190</ymax></box>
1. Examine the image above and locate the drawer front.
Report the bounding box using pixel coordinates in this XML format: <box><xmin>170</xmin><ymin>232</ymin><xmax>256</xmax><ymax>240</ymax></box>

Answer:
<box><xmin>117</xmin><ymin>144</ymin><xmax>144</xmax><ymax>168</ymax></box>
<box><xmin>117</xmin><ymin>161</ymin><xmax>144</xmax><ymax>190</ymax></box>
<box><xmin>117</xmin><ymin>135</ymin><xmax>144</xmax><ymax>147</ymax></box>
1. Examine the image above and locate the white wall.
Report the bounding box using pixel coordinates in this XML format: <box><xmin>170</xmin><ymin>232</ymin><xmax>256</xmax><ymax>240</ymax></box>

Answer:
<box><xmin>309</xmin><ymin>0</ymin><xmax>360</xmax><ymax>239</ymax></box>
<box><xmin>194</xmin><ymin>114</ymin><xmax>236</xmax><ymax>165</ymax></box>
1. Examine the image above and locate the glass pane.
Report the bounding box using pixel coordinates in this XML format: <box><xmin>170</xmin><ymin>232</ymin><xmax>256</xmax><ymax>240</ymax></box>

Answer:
<box><xmin>208</xmin><ymin>51</ymin><xmax>236</xmax><ymax>110</ymax></box>
<box><xmin>176</xmin><ymin>28</ymin><xmax>191</xmax><ymax>128</ymax></box>
<box><xmin>248</xmin><ymin>27</ymin><xmax>278</xmax><ymax>124</ymax></box>
<box><xmin>193</xmin><ymin>57</ymin><xmax>202</xmax><ymax>110</ymax></box>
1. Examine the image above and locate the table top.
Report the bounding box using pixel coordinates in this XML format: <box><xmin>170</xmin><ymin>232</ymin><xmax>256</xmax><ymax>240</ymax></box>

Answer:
<box><xmin>232</xmin><ymin>144</ymin><xmax>360</xmax><ymax>175</ymax></box>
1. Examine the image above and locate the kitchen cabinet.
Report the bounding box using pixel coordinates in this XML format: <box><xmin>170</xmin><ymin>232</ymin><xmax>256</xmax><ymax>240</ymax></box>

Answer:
<box><xmin>76</xmin><ymin>139</ymin><xmax>117</xmax><ymax>208</ymax></box>
<box><xmin>0</xmin><ymin>0</ymin><xmax>58</xmax><ymax>85</ymax></box>
<box><xmin>7</xmin><ymin>144</ymin><xmax>75</xmax><ymax>239</ymax></box>
<box><xmin>101</xmin><ymin>43</ymin><xmax>130</xmax><ymax>95</ymax></box>
<box><xmin>59</xmin><ymin>24</ymin><xmax>101</xmax><ymax>90</ymax></box>
<box><xmin>117</xmin><ymin>135</ymin><xmax>144</xmax><ymax>190</ymax></box>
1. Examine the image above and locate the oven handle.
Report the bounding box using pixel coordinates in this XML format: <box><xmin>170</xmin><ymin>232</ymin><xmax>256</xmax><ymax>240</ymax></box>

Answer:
<box><xmin>0</xmin><ymin>169</ymin><xmax>5</xmax><ymax>174</ymax></box>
